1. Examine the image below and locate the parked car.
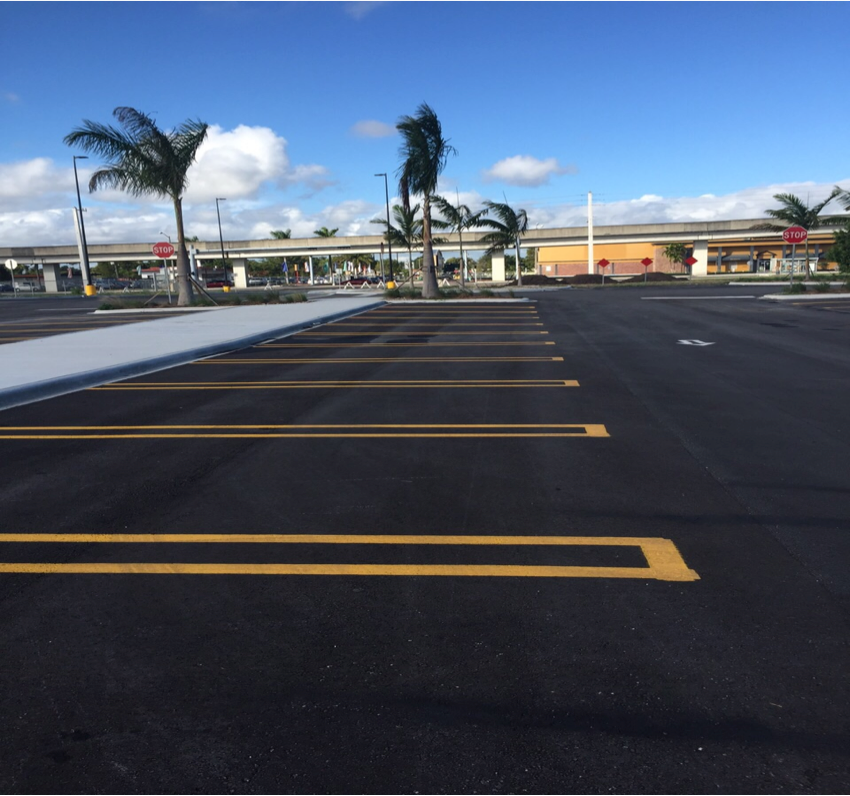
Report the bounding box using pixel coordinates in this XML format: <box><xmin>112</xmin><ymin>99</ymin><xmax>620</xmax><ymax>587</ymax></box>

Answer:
<box><xmin>206</xmin><ymin>279</ymin><xmax>234</xmax><ymax>288</ymax></box>
<box><xmin>247</xmin><ymin>277</ymin><xmax>266</xmax><ymax>286</ymax></box>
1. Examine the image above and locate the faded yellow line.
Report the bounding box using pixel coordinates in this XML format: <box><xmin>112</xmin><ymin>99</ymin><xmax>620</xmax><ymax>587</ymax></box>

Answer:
<box><xmin>256</xmin><ymin>342</ymin><xmax>557</xmax><ymax>348</ymax></box>
<box><xmin>0</xmin><ymin>433</ymin><xmax>603</xmax><ymax>439</ymax></box>
<box><xmin>329</xmin><ymin>322</ymin><xmax>545</xmax><ymax>326</ymax></box>
<box><xmin>92</xmin><ymin>379</ymin><xmax>578</xmax><ymax>390</ymax></box>
<box><xmin>194</xmin><ymin>357</ymin><xmax>565</xmax><ymax>364</ymax></box>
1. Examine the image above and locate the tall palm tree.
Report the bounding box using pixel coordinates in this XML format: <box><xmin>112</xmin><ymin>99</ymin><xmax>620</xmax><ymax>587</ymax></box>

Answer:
<box><xmin>270</xmin><ymin>229</ymin><xmax>292</xmax><ymax>239</ymax></box>
<box><xmin>755</xmin><ymin>189</ymin><xmax>842</xmax><ymax>276</ymax></box>
<box><xmin>396</xmin><ymin>103</ymin><xmax>456</xmax><ymax>298</ymax></box>
<box><xmin>478</xmin><ymin>200</ymin><xmax>529</xmax><ymax>286</ymax></box>
<box><xmin>433</xmin><ymin>194</ymin><xmax>487</xmax><ymax>287</ymax></box>
<box><xmin>64</xmin><ymin>107</ymin><xmax>208</xmax><ymax>305</ymax></box>
<box><xmin>373</xmin><ymin>204</ymin><xmax>423</xmax><ymax>289</ymax></box>
<box><xmin>314</xmin><ymin>226</ymin><xmax>339</xmax><ymax>281</ymax></box>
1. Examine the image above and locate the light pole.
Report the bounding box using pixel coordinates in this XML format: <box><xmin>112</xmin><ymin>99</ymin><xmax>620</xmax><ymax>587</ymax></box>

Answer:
<box><xmin>215</xmin><ymin>198</ymin><xmax>228</xmax><ymax>284</ymax></box>
<box><xmin>375</xmin><ymin>173</ymin><xmax>394</xmax><ymax>283</ymax></box>
<box><xmin>72</xmin><ymin>155</ymin><xmax>94</xmax><ymax>295</ymax></box>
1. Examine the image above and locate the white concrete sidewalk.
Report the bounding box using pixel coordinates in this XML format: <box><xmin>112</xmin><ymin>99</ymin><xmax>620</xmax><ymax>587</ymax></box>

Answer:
<box><xmin>0</xmin><ymin>295</ymin><xmax>383</xmax><ymax>411</ymax></box>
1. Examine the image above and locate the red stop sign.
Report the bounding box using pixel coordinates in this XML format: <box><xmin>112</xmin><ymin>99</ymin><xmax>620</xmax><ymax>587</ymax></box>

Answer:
<box><xmin>597</xmin><ymin>258</ymin><xmax>610</xmax><ymax>268</ymax></box>
<box><xmin>641</xmin><ymin>258</ymin><xmax>653</xmax><ymax>268</ymax></box>
<box><xmin>685</xmin><ymin>256</ymin><xmax>698</xmax><ymax>266</ymax></box>
<box><xmin>782</xmin><ymin>226</ymin><xmax>808</xmax><ymax>244</ymax></box>
<box><xmin>152</xmin><ymin>242</ymin><xmax>175</xmax><ymax>258</ymax></box>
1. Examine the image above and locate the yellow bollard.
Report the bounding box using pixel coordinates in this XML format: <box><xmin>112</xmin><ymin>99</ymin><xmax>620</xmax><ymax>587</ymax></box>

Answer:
<box><xmin>222</xmin><ymin>285</ymin><xmax>231</xmax><ymax>293</ymax></box>
<box><xmin>386</xmin><ymin>281</ymin><xmax>396</xmax><ymax>290</ymax></box>
<box><xmin>84</xmin><ymin>284</ymin><xmax>97</xmax><ymax>296</ymax></box>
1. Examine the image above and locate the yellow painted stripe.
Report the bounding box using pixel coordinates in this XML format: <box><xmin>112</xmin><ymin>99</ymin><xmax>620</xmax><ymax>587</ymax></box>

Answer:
<box><xmin>0</xmin><ymin>433</ymin><xmax>604</xmax><ymax>439</ymax></box>
<box><xmin>91</xmin><ymin>379</ymin><xmax>578</xmax><ymax>390</ymax></box>
<box><xmin>194</xmin><ymin>357</ymin><xmax>566</xmax><ymax>364</ymax></box>
<box><xmin>329</xmin><ymin>322</ymin><xmax>545</xmax><ymax>326</ymax></box>
<box><xmin>0</xmin><ymin>562</ymin><xmax>697</xmax><ymax>580</ymax></box>
<box><xmin>294</xmin><ymin>331</ymin><xmax>549</xmax><ymax>336</ymax></box>
<box><xmin>0</xmin><ymin>423</ymin><xmax>599</xmax><ymax>430</ymax></box>
<box><xmin>256</xmin><ymin>342</ymin><xmax>557</xmax><ymax>348</ymax></box>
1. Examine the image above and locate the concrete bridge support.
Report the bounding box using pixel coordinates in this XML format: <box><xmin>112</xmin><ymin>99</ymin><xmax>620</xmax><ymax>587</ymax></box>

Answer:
<box><xmin>491</xmin><ymin>250</ymin><xmax>506</xmax><ymax>282</ymax></box>
<box><xmin>230</xmin><ymin>258</ymin><xmax>248</xmax><ymax>288</ymax></box>
<box><xmin>691</xmin><ymin>240</ymin><xmax>709</xmax><ymax>276</ymax></box>
<box><xmin>42</xmin><ymin>264</ymin><xmax>62</xmax><ymax>294</ymax></box>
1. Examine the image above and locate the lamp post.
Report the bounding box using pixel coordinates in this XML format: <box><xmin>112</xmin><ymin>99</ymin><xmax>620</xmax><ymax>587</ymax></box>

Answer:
<box><xmin>215</xmin><ymin>198</ymin><xmax>228</xmax><ymax>284</ymax></box>
<box><xmin>72</xmin><ymin>155</ymin><xmax>93</xmax><ymax>295</ymax></box>
<box><xmin>374</xmin><ymin>173</ymin><xmax>394</xmax><ymax>283</ymax></box>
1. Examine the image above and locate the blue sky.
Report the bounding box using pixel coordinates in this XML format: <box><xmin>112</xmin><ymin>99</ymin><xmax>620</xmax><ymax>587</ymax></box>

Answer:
<box><xmin>1</xmin><ymin>1</ymin><xmax>848</xmax><ymax>246</ymax></box>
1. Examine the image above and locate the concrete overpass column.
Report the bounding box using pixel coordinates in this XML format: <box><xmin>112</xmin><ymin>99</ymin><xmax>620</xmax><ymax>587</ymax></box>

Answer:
<box><xmin>491</xmin><ymin>250</ymin><xmax>506</xmax><ymax>282</ymax></box>
<box><xmin>308</xmin><ymin>256</ymin><xmax>314</xmax><ymax>285</ymax></box>
<box><xmin>231</xmin><ymin>259</ymin><xmax>248</xmax><ymax>289</ymax></box>
<box><xmin>42</xmin><ymin>264</ymin><xmax>62</xmax><ymax>294</ymax></box>
<box><xmin>691</xmin><ymin>240</ymin><xmax>709</xmax><ymax>277</ymax></box>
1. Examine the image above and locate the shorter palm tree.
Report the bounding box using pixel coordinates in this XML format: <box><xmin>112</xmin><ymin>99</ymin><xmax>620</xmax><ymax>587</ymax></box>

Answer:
<box><xmin>478</xmin><ymin>201</ymin><xmax>529</xmax><ymax>286</ymax></box>
<box><xmin>756</xmin><ymin>190</ymin><xmax>842</xmax><ymax>276</ymax></box>
<box><xmin>373</xmin><ymin>204</ymin><xmax>423</xmax><ymax>289</ymax></box>
<box><xmin>433</xmin><ymin>195</ymin><xmax>487</xmax><ymax>287</ymax></box>
<box><xmin>314</xmin><ymin>226</ymin><xmax>339</xmax><ymax>281</ymax></box>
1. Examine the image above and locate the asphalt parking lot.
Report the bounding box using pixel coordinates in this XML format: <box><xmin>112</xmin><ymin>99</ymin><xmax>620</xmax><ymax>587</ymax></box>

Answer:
<box><xmin>0</xmin><ymin>286</ymin><xmax>848</xmax><ymax>794</ymax></box>
<box><xmin>0</xmin><ymin>296</ymin><xmax>194</xmax><ymax>344</ymax></box>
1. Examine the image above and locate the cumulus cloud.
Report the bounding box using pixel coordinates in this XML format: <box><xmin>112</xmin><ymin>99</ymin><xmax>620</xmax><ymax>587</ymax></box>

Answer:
<box><xmin>185</xmin><ymin>124</ymin><xmax>330</xmax><ymax>202</ymax></box>
<box><xmin>350</xmin><ymin>120</ymin><xmax>395</xmax><ymax>138</ymax></box>
<box><xmin>483</xmin><ymin>155</ymin><xmax>578</xmax><ymax>187</ymax></box>
<box><xmin>0</xmin><ymin>158</ymin><xmax>74</xmax><ymax>209</ymax></box>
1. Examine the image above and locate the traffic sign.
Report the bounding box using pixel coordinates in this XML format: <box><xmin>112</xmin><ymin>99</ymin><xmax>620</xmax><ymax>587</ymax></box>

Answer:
<box><xmin>4</xmin><ymin>258</ymin><xmax>19</xmax><ymax>271</ymax></box>
<box><xmin>597</xmin><ymin>258</ymin><xmax>610</xmax><ymax>268</ymax></box>
<box><xmin>152</xmin><ymin>242</ymin><xmax>175</xmax><ymax>258</ymax></box>
<box><xmin>782</xmin><ymin>226</ymin><xmax>808</xmax><ymax>244</ymax></box>
<box><xmin>641</xmin><ymin>258</ymin><xmax>653</xmax><ymax>268</ymax></box>
<box><xmin>684</xmin><ymin>256</ymin><xmax>697</xmax><ymax>266</ymax></box>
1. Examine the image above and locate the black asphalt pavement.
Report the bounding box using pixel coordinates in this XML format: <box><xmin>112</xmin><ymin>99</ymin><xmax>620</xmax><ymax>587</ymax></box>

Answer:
<box><xmin>0</xmin><ymin>286</ymin><xmax>848</xmax><ymax>794</ymax></box>
<box><xmin>0</xmin><ymin>295</ymin><xmax>193</xmax><ymax>344</ymax></box>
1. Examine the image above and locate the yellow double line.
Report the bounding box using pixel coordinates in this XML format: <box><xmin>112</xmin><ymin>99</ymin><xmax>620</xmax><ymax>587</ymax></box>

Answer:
<box><xmin>0</xmin><ymin>534</ymin><xmax>698</xmax><ymax>581</ymax></box>
<box><xmin>91</xmin><ymin>379</ymin><xmax>578</xmax><ymax>391</ymax></box>
<box><xmin>0</xmin><ymin>423</ymin><xmax>608</xmax><ymax>439</ymax></box>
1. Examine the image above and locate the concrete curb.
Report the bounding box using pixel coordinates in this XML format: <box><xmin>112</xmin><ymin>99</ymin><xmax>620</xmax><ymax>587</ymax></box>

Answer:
<box><xmin>0</xmin><ymin>299</ymin><xmax>384</xmax><ymax>412</ymax></box>
<box><xmin>759</xmin><ymin>293</ymin><xmax>850</xmax><ymax>302</ymax></box>
<box><xmin>385</xmin><ymin>298</ymin><xmax>532</xmax><ymax>304</ymax></box>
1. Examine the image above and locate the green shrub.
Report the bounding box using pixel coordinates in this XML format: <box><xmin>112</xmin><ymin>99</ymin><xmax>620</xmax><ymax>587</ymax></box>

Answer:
<box><xmin>814</xmin><ymin>281</ymin><xmax>832</xmax><ymax>293</ymax></box>
<box><xmin>784</xmin><ymin>282</ymin><xmax>807</xmax><ymax>295</ymax></box>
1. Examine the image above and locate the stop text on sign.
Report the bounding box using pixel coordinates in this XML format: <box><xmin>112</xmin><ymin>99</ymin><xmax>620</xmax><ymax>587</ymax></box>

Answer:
<box><xmin>152</xmin><ymin>242</ymin><xmax>175</xmax><ymax>258</ymax></box>
<box><xmin>782</xmin><ymin>226</ymin><xmax>808</xmax><ymax>244</ymax></box>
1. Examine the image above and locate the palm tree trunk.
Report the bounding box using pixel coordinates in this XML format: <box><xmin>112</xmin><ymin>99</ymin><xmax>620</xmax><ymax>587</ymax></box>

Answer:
<box><xmin>420</xmin><ymin>195</ymin><xmax>439</xmax><ymax>299</ymax></box>
<box><xmin>173</xmin><ymin>197</ymin><xmax>194</xmax><ymax>306</ymax></box>
<box><xmin>408</xmin><ymin>246</ymin><xmax>414</xmax><ymax>291</ymax></box>
<box><xmin>458</xmin><ymin>226</ymin><xmax>465</xmax><ymax>289</ymax></box>
<box><xmin>515</xmin><ymin>237</ymin><xmax>523</xmax><ymax>287</ymax></box>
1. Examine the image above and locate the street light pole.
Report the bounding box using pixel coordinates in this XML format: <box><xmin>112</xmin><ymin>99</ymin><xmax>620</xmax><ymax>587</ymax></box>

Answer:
<box><xmin>72</xmin><ymin>155</ymin><xmax>93</xmax><ymax>295</ymax></box>
<box><xmin>215</xmin><ymin>198</ymin><xmax>228</xmax><ymax>284</ymax></box>
<box><xmin>375</xmin><ymin>173</ymin><xmax>394</xmax><ymax>282</ymax></box>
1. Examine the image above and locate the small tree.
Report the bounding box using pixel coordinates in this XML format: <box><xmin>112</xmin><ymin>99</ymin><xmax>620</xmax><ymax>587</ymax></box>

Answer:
<box><xmin>478</xmin><ymin>201</ymin><xmax>529</xmax><ymax>286</ymax></box>
<box><xmin>314</xmin><ymin>226</ymin><xmax>339</xmax><ymax>281</ymax></box>
<box><xmin>663</xmin><ymin>243</ymin><xmax>688</xmax><ymax>272</ymax></box>
<box><xmin>826</xmin><ymin>222</ymin><xmax>850</xmax><ymax>273</ymax></box>
<box><xmin>432</xmin><ymin>195</ymin><xmax>486</xmax><ymax>287</ymax></box>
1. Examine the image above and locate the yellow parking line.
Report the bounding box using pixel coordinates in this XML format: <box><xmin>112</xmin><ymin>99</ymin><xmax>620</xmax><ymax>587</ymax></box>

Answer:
<box><xmin>195</xmin><ymin>357</ymin><xmax>565</xmax><ymax>364</ymax></box>
<box><xmin>0</xmin><ymin>423</ymin><xmax>608</xmax><ymax>439</ymax></box>
<box><xmin>0</xmin><ymin>535</ymin><xmax>697</xmax><ymax>581</ymax></box>
<box><xmin>91</xmin><ymin>379</ymin><xmax>578</xmax><ymax>391</ymax></box>
<box><xmin>256</xmin><ymin>342</ymin><xmax>557</xmax><ymax>348</ymax></box>
<box><xmin>294</xmin><ymin>331</ymin><xmax>549</xmax><ymax>336</ymax></box>
<box><xmin>329</xmin><ymin>322</ymin><xmax>545</xmax><ymax>326</ymax></box>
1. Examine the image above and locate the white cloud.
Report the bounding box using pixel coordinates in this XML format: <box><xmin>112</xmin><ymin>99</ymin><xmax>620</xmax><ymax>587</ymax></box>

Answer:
<box><xmin>0</xmin><ymin>158</ymin><xmax>74</xmax><ymax>208</ymax></box>
<box><xmin>482</xmin><ymin>155</ymin><xmax>578</xmax><ymax>187</ymax></box>
<box><xmin>350</xmin><ymin>120</ymin><xmax>395</xmax><ymax>138</ymax></box>
<box><xmin>185</xmin><ymin>124</ymin><xmax>330</xmax><ymax>202</ymax></box>
<box><xmin>344</xmin><ymin>2</ymin><xmax>386</xmax><ymax>20</ymax></box>
<box><xmin>2</xmin><ymin>92</ymin><xmax>20</xmax><ymax>103</ymax></box>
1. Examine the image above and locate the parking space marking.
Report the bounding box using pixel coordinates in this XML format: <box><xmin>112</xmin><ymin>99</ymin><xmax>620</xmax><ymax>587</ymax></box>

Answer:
<box><xmin>91</xmin><ymin>379</ymin><xmax>578</xmax><ymax>391</ymax></box>
<box><xmin>195</xmin><ymin>357</ymin><xmax>565</xmax><ymax>364</ymax></box>
<box><xmin>0</xmin><ymin>535</ymin><xmax>696</xmax><ymax>581</ymax></box>
<box><xmin>0</xmin><ymin>423</ymin><xmax>609</xmax><ymax>439</ymax></box>
<box><xmin>293</xmin><ymin>331</ymin><xmax>550</xmax><ymax>336</ymax></box>
<box><xmin>256</xmin><ymin>342</ymin><xmax>557</xmax><ymax>348</ymax></box>
<box><xmin>328</xmin><ymin>322</ymin><xmax>545</xmax><ymax>326</ymax></box>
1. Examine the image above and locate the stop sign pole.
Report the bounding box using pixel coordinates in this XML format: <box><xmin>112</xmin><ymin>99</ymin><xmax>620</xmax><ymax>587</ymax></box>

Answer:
<box><xmin>152</xmin><ymin>241</ymin><xmax>176</xmax><ymax>305</ymax></box>
<box><xmin>783</xmin><ymin>226</ymin><xmax>808</xmax><ymax>289</ymax></box>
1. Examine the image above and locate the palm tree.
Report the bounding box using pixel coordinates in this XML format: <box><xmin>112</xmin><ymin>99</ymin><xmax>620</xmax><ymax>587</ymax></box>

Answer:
<box><xmin>373</xmin><ymin>204</ymin><xmax>423</xmax><ymax>289</ymax></box>
<box><xmin>478</xmin><ymin>201</ymin><xmax>529</xmax><ymax>286</ymax></box>
<box><xmin>755</xmin><ymin>189</ymin><xmax>842</xmax><ymax>276</ymax></box>
<box><xmin>64</xmin><ymin>107</ymin><xmax>208</xmax><ymax>305</ymax></box>
<box><xmin>433</xmin><ymin>194</ymin><xmax>487</xmax><ymax>287</ymax></box>
<box><xmin>314</xmin><ymin>226</ymin><xmax>339</xmax><ymax>281</ymax></box>
<box><xmin>270</xmin><ymin>229</ymin><xmax>292</xmax><ymax>239</ymax></box>
<box><xmin>396</xmin><ymin>103</ymin><xmax>456</xmax><ymax>298</ymax></box>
